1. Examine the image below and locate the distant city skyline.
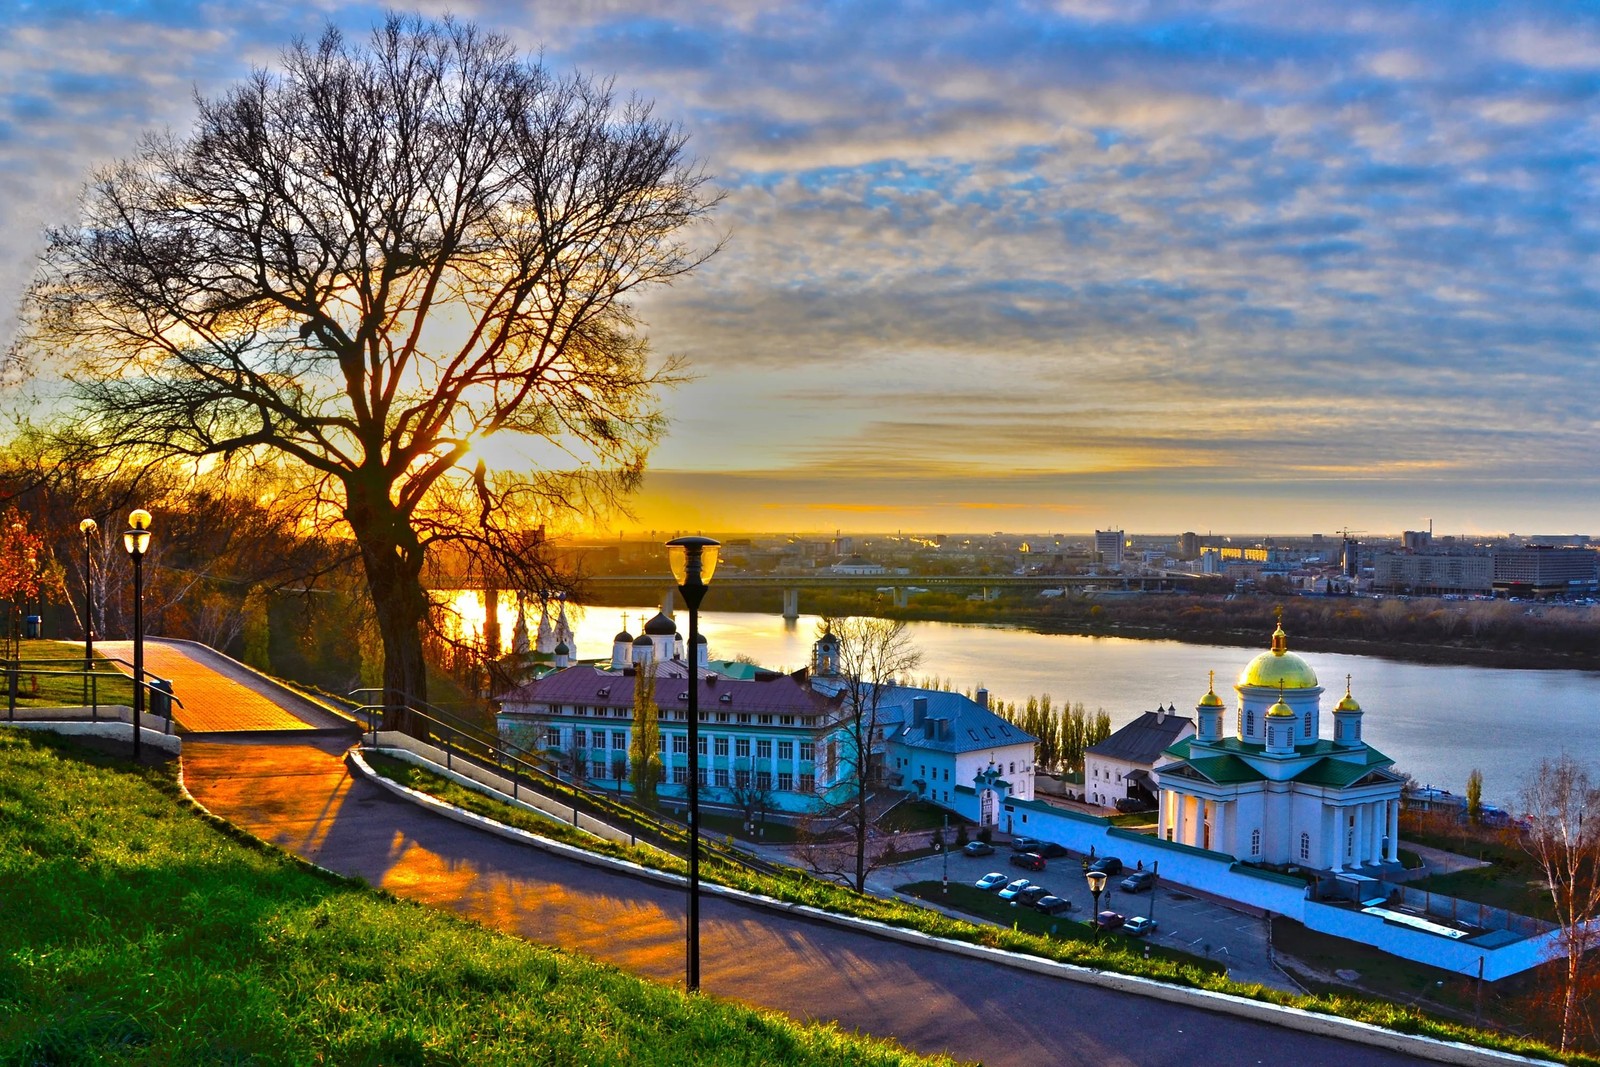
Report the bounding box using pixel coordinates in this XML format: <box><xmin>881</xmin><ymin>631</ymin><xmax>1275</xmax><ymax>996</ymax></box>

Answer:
<box><xmin>6</xmin><ymin>2</ymin><xmax>1600</xmax><ymax>535</ymax></box>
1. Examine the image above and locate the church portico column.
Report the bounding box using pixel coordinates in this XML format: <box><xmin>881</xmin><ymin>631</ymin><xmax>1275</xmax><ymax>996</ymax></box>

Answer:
<box><xmin>1368</xmin><ymin>802</ymin><xmax>1383</xmax><ymax>866</ymax></box>
<box><xmin>1176</xmin><ymin>794</ymin><xmax>1189</xmax><ymax>846</ymax></box>
<box><xmin>1326</xmin><ymin>807</ymin><xmax>1342</xmax><ymax>870</ymax></box>
<box><xmin>1387</xmin><ymin>800</ymin><xmax>1401</xmax><ymax>862</ymax></box>
<box><xmin>1353</xmin><ymin>804</ymin><xmax>1366</xmax><ymax>868</ymax></box>
<box><xmin>1211</xmin><ymin>801</ymin><xmax>1228</xmax><ymax>854</ymax></box>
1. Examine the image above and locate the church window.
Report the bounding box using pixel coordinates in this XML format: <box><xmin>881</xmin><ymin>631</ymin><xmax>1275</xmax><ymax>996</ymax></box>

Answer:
<box><xmin>1251</xmin><ymin>829</ymin><xmax>1261</xmax><ymax>856</ymax></box>
<box><xmin>1304</xmin><ymin>714</ymin><xmax>1312</xmax><ymax>739</ymax></box>
<box><xmin>1246</xmin><ymin>711</ymin><xmax>1255</xmax><ymax>734</ymax></box>
<box><xmin>1299</xmin><ymin>832</ymin><xmax>1310</xmax><ymax>861</ymax></box>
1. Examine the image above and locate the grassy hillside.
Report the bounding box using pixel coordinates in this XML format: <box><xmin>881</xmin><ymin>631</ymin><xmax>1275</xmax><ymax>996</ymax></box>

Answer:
<box><xmin>0</xmin><ymin>731</ymin><xmax>950</xmax><ymax>1067</ymax></box>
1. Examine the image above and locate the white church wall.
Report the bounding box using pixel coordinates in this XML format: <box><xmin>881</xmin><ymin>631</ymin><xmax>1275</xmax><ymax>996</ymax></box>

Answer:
<box><xmin>1302</xmin><ymin>902</ymin><xmax>1569</xmax><ymax>983</ymax></box>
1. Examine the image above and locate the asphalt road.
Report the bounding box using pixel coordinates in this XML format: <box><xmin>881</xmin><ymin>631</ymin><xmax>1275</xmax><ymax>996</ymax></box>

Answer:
<box><xmin>183</xmin><ymin>737</ymin><xmax>1439</xmax><ymax>1066</ymax></box>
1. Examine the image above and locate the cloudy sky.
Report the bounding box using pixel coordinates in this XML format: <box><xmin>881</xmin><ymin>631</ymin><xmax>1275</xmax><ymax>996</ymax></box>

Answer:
<box><xmin>5</xmin><ymin>1</ymin><xmax>1599</xmax><ymax>537</ymax></box>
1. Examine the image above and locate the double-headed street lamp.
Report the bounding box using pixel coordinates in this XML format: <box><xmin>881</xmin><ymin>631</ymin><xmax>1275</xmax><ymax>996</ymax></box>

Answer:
<box><xmin>123</xmin><ymin>509</ymin><xmax>152</xmax><ymax>762</ymax></box>
<box><xmin>79</xmin><ymin>519</ymin><xmax>97</xmax><ymax>700</ymax></box>
<box><xmin>666</xmin><ymin>535</ymin><xmax>719</xmax><ymax>994</ymax></box>
<box><xmin>1086</xmin><ymin>868</ymin><xmax>1107</xmax><ymax>940</ymax></box>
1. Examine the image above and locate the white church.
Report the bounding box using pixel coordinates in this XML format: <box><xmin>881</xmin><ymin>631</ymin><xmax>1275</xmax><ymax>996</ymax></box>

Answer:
<box><xmin>1154</xmin><ymin>616</ymin><xmax>1405</xmax><ymax>873</ymax></box>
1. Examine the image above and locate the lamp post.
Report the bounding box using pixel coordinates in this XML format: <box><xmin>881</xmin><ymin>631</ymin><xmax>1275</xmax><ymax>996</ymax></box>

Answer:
<box><xmin>1086</xmin><ymin>869</ymin><xmax>1107</xmax><ymax>939</ymax></box>
<box><xmin>666</xmin><ymin>535</ymin><xmax>719</xmax><ymax>993</ymax></box>
<box><xmin>942</xmin><ymin>813</ymin><xmax>950</xmax><ymax>894</ymax></box>
<box><xmin>123</xmin><ymin>509</ymin><xmax>152</xmax><ymax>762</ymax></box>
<box><xmin>79</xmin><ymin>519</ymin><xmax>97</xmax><ymax>702</ymax></box>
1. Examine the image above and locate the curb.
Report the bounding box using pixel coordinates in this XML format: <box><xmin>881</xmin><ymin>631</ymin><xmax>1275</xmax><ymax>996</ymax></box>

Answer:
<box><xmin>344</xmin><ymin>747</ymin><xmax>1552</xmax><ymax>1067</ymax></box>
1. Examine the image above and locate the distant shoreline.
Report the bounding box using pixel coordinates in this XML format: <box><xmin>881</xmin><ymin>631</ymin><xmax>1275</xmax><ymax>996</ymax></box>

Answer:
<box><xmin>579</xmin><ymin>586</ymin><xmax>1600</xmax><ymax>674</ymax></box>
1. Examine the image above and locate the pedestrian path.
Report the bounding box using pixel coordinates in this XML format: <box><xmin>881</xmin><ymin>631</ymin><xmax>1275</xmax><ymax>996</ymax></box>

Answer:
<box><xmin>97</xmin><ymin>639</ymin><xmax>351</xmax><ymax>733</ymax></box>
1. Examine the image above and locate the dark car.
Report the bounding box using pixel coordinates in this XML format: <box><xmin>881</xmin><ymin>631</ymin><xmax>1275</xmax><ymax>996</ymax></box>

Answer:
<box><xmin>1120</xmin><ymin>870</ymin><xmax>1155</xmax><ymax>893</ymax></box>
<box><xmin>1009</xmin><ymin>851</ymin><xmax>1046</xmax><ymax>871</ymax></box>
<box><xmin>1088</xmin><ymin>856</ymin><xmax>1123</xmax><ymax>876</ymax></box>
<box><xmin>1038</xmin><ymin>842</ymin><xmax>1070</xmax><ymax>858</ymax></box>
<box><xmin>1114</xmin><ymin>797</ymin><xmax>1155</xmax><ymax>814</ymax></box>
<box><xmin>1033</xmin><ymin>894</ymin><xmax>1073</xmax><ymax>915</ymax></box>
<box><xmin>1010</xmin><ymin>836</ymin><xmax>1043</xmax><ymax>852</ymax></box>
<box><xmin>1016</xmin><ymin>885</ymin><xmax>1051</xmax><ymax>907</ymax></box>
<box><xmin>962</xmin><ymin>841</ymin><xmax>995</xmax><ymax>857</ymax></box>
<box><xmin>1094</xmin><ymin>910</ymin><xmax>1126</xmax><ymax>931</ymax></box>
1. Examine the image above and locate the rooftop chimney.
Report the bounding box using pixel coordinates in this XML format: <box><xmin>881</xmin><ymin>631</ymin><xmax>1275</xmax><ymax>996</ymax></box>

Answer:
<box><xmin>913</xmin><ymin>696</ymin><xmax>928</xmax><ymax>728</ymax></box>
<box><xmin>976</xmin><ymin>687</ymin><xmax>989</xmax><ymax>710</ymax></box>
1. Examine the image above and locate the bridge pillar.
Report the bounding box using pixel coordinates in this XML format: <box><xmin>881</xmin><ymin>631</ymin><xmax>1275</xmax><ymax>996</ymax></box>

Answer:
<box><xmin>894</xmin><ymin>586</ymin><xmax>908</xmax><ymax>608</ymax></box>
<box><xmin>782</xmin><ymin>588</ymin><xmax>800</xmax><ymax>620</ymax></box>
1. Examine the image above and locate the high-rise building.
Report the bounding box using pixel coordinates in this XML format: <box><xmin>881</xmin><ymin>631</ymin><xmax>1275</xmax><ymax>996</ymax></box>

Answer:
<box><xmin>1180</xmin><ymin>531</ymin><xmax>1200</xmax><ymax>559</ymax></box>
<box><xmin>1095</xmin><ymin>529</ymin><xmax>1124</xmax><ymax>571</ymax></box>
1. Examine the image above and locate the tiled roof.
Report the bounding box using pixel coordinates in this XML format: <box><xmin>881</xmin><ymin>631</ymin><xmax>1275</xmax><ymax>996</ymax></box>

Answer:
<box><xmin>872</xmin><ymin>685</ymin><xmax>1037</xmax><ymax>754</ymax></box>
<box><xmin>1087</xmin><ymin>710</ymin><xmax>1194</xmax><ymax>764</ymax></box>
<box><xmin>500</xmin><ymin>664</ymin><xmax>835</xmax><ymax>716</ymax></box>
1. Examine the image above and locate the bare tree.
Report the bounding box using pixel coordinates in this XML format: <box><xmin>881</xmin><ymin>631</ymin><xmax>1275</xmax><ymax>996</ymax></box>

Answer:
<box><xmin>1520</xmin><ymin>755</ymin><xmax>1600</xmax><ymax>1053</ymax></box>
<box><xmin>15</xmin><ymin>15</ymin><xmax>717</xmax><ymax>730</ymax></box>
<box><xmin>819</xmin><ymin>616</ymin><xmax>921</xmax><ymax>892</ymax></box>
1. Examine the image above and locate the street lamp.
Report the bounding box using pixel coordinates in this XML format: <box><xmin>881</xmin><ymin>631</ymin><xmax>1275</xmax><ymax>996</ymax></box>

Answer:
<box><xmin>1086</xmin><ymin>869</ymin><xmax>1107</xmax><ymax>939</ymax></box>
<box><xmin>666</xmin><ymin>535</ymin><xmax>719</xmax><ymax>994</ymax></box>
<box><xmin>123</xmin><ymin>509</ymin><xmax>151</xmax><ymax>762</ymax></box>
<box><xmin>942</xmin><ymin>813</ymin><xmax>950</xmax><ymax>894</ymax></box>
<box><xmin>79</xmin><ymin>519</ymin><xmax>97</xmax><ymax>702</ymax></box>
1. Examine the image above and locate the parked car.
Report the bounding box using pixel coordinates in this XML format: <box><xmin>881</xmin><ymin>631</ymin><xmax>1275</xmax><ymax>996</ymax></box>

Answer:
<box><xmin>1009</xmin><ymin>851</ymin><xmax>1046</xmax><ymax>871</ymax></box>
<box><xmin>997</xmin><ymin>878</ymin><xmax>1033</xmax><ymax>901</ymax></box>
<box><xmin>1088</xmin><ymin>856</ymin><xmax>1123</xmax><ymax>876</ymax></box>
<box><xmin>1033</xmin><ymin>894</ymin><xmax>1073</xmax><ymax>915</ymax></box>
<box><xmin>1038</xmin><ymin>842</ymin><xmax>1070</xmax><ymax>858</ymax></box>
<box><xmin>1010</xmin><ymin>836</ymin><xmax>1043</xmax><ymax>852</ymax></box>
<box><xmin>974</xmin><ymin>872</ymin><xmax>1008</xmax><ymax>891</ymax></box>
<box><xmin>1123</xmin><ymin>915</ymin><xmax>1158</xmax><ymax>937</ymax></box>
<box><xmin>1114</xmin><ymin>797</ymin><xmax>1155</xmax><ymax>814</ymax></box>
<box><xmin>1120</xmin><ymin>870</ymin><xmax>1155</xmax><ymax>893</ymax></box>
<box><xmin>962</xmin><ymin>841</ymin><xmax>995</xmax><ymax>857</ymax></box>
<box><xmin>1016</xmin><ymin>885</ymin><xmax>1051</xmax><ymax>907</ymax></box>
<box><xmin>1094</xmin><ymin>910</ymin><xmax>1126</xmax><ymax>931</ymax></box>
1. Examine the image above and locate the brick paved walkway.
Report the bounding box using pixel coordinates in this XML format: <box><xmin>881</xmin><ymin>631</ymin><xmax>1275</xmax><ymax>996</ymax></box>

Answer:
<box><xmin>96</xmin><ymin>639</ymin><xmax>349</xmax><ymax>733</ymax></box>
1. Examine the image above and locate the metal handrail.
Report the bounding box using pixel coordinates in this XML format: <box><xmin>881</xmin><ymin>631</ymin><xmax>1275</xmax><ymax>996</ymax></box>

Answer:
<box><xmin>356</xmin><ymin>698</ymin><xmax>789</xmax><ymax>879</ymax></box>
<box><xmin>2</xmin><ymin>661</ymin><xmax>185</xmax><ymax>733</ymax></box>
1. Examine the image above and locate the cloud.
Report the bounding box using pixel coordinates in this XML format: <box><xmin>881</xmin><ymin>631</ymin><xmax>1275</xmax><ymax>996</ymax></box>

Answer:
<box><xmin>6</xmin><ymin>0</ymin><xmax>1600</xmax><ymax>533</ymax></box>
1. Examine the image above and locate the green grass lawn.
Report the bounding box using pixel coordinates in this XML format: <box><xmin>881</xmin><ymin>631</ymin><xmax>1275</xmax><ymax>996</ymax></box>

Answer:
<box><xmin>0</xmin><ymin>730</ymin><xmax>955</xmax><ymax>1067</ymax></box>
<box><xmin>1</xmin><ymin>638</ymin><xmax>136</xmax><ymax>709</ymax></box>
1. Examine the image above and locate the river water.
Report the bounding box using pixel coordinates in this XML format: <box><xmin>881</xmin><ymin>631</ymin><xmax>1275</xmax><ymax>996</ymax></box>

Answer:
<box><xmin>470</xmin><ymin>596</ymin><xmax>1600</xmax><ymax>806</ymax></box>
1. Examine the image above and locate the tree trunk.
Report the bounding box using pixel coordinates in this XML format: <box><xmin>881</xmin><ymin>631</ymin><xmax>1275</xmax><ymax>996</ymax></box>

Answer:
<box><xmin>346</xmin><ymin>479</ymin><xmax>429</xmax><ymax>735</ymax></box>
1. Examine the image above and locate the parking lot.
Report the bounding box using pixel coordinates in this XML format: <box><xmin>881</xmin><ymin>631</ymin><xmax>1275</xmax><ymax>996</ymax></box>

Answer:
<box><xmin>869</xmin><ymin>845</ymin><xmax>1294</xmax><ymax>991</ymax></box>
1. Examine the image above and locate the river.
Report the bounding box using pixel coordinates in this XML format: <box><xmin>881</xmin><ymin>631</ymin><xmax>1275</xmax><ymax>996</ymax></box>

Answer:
<box><xmin>464</xmin><ymin>596</ymin><xmax>1600</xmax><ymax>806</ymax></box>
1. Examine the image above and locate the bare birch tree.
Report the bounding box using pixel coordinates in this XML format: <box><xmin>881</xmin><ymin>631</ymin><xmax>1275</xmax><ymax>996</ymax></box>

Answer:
<box><xmin>1520</xmin><ymin>755</ymin><xmax>1600</xmax><ymax>1053</ymax></box>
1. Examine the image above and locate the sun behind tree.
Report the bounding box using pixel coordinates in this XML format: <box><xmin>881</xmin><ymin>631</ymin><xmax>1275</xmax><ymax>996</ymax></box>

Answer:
<box><xmin>13</xmin><ymin>14</ymin><xmax>719</xmax><ymax>729</ymax></box>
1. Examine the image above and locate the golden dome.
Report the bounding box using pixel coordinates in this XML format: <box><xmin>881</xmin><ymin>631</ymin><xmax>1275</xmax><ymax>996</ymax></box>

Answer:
<box><xmin>1335</xmin><ymin>675</ymin><xmax>1361</xmax><ymax>713</ymax></box>
<box><xmin>1198</xmin><ymin>669</ymin><xmax>1224</xmax><ymax>707</ymax></box>
<box><xmin>1267</xmin><ymin>697</ymin><xmax>1296</xmax><ymax>718</ymax></box>
<box><xmin>1237</xmin><ymin>622</ymin><xmax>1318</xmax><ymax>689</ymax></box>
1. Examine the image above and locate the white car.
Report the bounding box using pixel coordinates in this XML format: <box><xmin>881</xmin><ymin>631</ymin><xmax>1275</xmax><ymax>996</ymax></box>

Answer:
<box><xmin>997</xmin><ymin>878</ymin><xmax>1034</xmax><ymax>901</ymax></box>
<box><xmin>974</xmin><ymin>872</ymin><xmax>1008</xmax><ymax>891</ymax></box>
<box><xmin>1123</xmin><ymin>915</ymin><xmax>1158</xmax><ymax>937</ymax></box>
